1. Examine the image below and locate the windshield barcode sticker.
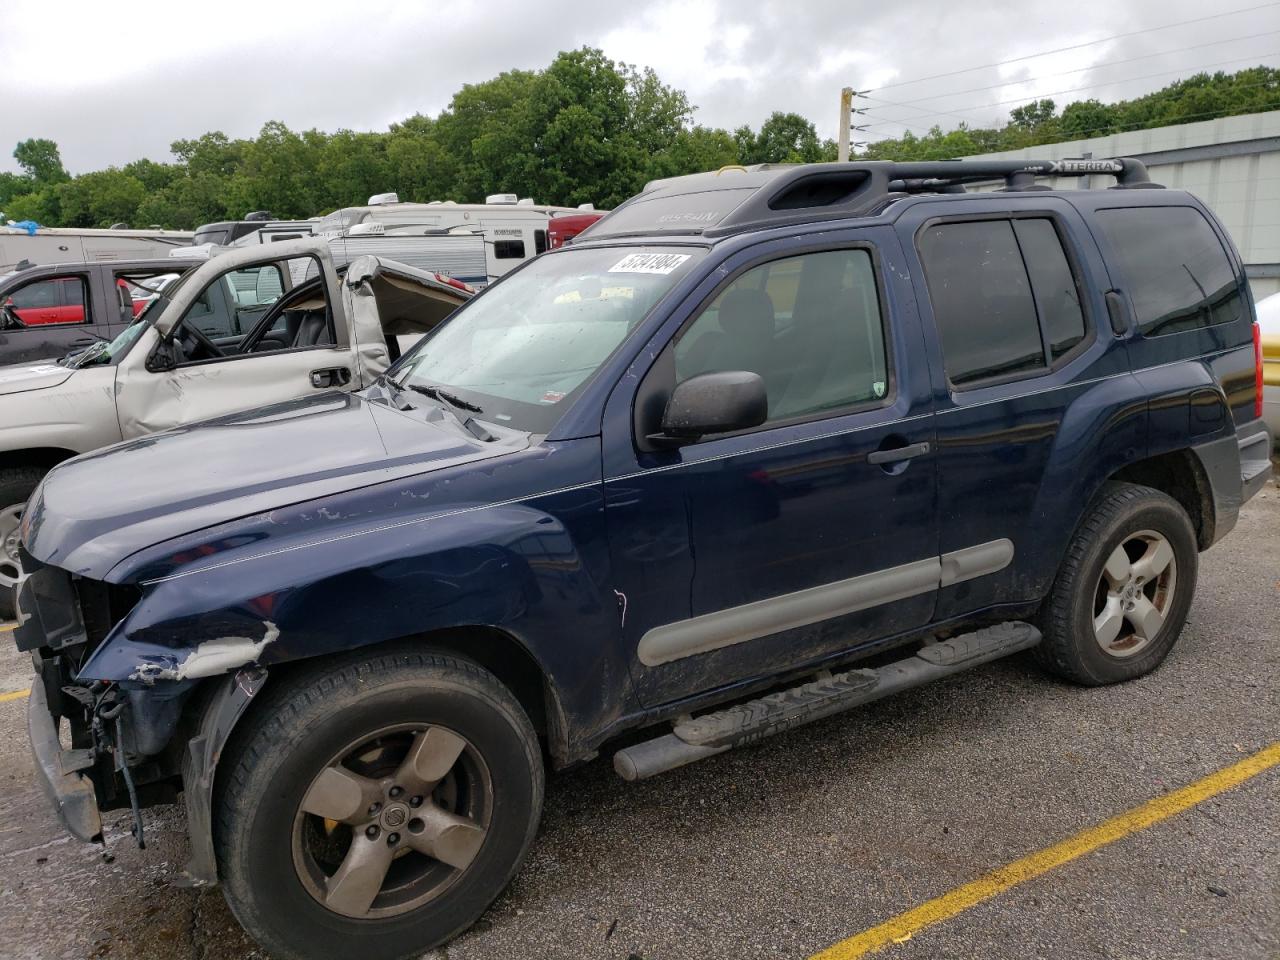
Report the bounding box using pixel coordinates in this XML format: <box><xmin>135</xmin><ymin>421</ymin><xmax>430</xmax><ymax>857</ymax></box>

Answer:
<box><xmin>608</xmin><ymin>253</ymin><xmax>691</xmax><ymax>275</ymax></box>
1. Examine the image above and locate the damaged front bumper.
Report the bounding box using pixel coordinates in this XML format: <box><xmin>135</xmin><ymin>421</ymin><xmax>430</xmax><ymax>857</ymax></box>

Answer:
<box><xmin>13</xmin><ymin>560</ymin><xmax>174</xmax><ymax>851</ymax></box>
<box><xmin>13</xmin><ymin>555</ymin><xmax>270</xmax><ymax>884</ymax></box>
<box><xmin>26</xmin><ymin>678</ymin><xmax>103</xmax><ymax>843</ymax></box>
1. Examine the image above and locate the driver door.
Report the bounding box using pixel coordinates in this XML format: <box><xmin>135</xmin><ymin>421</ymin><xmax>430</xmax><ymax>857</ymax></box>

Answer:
<box><xmin>114</xmin><ymin>239</ymin><xmax>358</xmax><ymax>439</ymax></box>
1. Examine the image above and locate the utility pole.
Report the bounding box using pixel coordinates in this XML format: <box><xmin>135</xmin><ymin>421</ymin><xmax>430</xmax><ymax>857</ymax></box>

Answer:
<box><xmin>837</xmin><ymin>87</ymin><xmax>854</xmax><ymax>162</ymax></box>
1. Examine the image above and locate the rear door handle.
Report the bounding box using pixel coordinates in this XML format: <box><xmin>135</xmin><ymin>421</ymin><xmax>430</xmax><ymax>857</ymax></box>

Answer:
<box><xmin>867</xmin><ymin>441</ymin><xmax>931</xmax><ymax>465</ymax></box>
<box><xmin>310</xmin><ymin>367</ymin><xmax>352</xmax><ymax>388</ymax></box>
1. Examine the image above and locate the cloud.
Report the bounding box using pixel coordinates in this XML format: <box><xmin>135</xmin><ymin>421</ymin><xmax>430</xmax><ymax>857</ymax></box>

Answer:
<box><xmin>0</xmin><ymin>0</ymin><xmax>1271</xmax><ymax>174</ymax></box>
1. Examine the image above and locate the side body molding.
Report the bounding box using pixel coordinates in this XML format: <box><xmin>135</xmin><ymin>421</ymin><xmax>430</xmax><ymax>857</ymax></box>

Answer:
<box><xmin>637</xmin><ymin>539</ymin><xmax>1014</xmax><ymax>667</ymax></box>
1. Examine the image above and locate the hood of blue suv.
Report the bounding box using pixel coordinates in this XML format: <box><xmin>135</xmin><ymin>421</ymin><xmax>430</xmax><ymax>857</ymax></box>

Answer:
<box><xmin>22</xmin><ymin>389</ymin><xmax>528</xmax><ymax>579</ymax></box>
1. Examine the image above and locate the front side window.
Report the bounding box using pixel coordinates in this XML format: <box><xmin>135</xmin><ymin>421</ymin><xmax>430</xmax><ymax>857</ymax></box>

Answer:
<box><xmin>1093</xmin><ymin>206</ymin><xmax>1245</xmax><ymax>336</ymax></box>
<box><xmin>0</xmin><ymin>275</ymin><xmax>91</xmax><ymax>328</ymax></box>
<box><xmin>179</xmin><ymin>263</ymin><xmax>287</xmax><ymax>339</ymax></box>
<box><xmin>918</xmin><ymin>218</ymin><xmax>1086</xmax><ymax>387</ymax></box>
<box><xmin>168</xmin><ymin>256</ymin><xmax>332</xmax><ymax>366</ymax></box>
<box><xmin>397</xmin><ymin>246</ymin><xmax>704</xmax><ymax>433</ymax></box>
<box><xmin>675</xmin><ymin>248</ymin><xmax>888</xmax><ymax>423</ymax></box>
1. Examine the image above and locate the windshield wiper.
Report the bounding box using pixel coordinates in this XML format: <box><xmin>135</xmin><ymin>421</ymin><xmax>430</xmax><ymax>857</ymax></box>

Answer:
<box><xmin>60</xmin><ymin>340</ymin><xmax>111</xmax><ymax>368</ymax></box>
<box><xmin>409</xmin><ymin>384</ymin><xmax>483</xmax><ymax>414</ymax></box>
<box><xmin>396</xmin><ymin>381</ymin><xmax>495</xmax><ymax>441</ymax></box>
<box><xmin>55</xmin><ymin>333</ymin><xmax>110</xmax><ymax>366</ymax></box>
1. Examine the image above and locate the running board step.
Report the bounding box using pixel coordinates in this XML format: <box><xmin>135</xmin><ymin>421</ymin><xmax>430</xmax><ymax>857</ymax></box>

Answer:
<box><xmin>613</xmin><ymin>621</ymin><xmax>1040</xmax><ymax>781</ymax></box>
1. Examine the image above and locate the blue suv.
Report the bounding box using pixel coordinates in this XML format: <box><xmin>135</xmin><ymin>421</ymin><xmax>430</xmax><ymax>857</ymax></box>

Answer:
<box><xmin>14</xmin><ymin>159</ymin><xmax>1272</xmax><ymax>960</ymax></box>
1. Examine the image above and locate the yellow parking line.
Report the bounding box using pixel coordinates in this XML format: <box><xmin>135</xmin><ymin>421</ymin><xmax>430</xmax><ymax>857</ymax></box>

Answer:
<box><xmin>0</xmin><ymin>623</ymin><xmax>14</xmax><ymax>633</ymax></box>
<box><xmin>0</xmin><ymin>688</ymin><xmax>29</xmax><ymax>704</ymax></box>
<box><xmin>811</xmin><ymin>742</ymin><xmax>1280</xmax><ymax>960</ymax></box>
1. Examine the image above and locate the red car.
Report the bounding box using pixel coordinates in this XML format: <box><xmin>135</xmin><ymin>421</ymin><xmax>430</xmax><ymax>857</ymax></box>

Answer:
<box><xmin>3</xmin><ymin>278</ymin><xmax>147</xmax><ymax>325</ymax></box>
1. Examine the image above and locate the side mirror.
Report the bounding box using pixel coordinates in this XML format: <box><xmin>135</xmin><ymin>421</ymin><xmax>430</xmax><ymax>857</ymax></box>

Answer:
<box><xmin>146</xmin><ymin>339</ymin><xmax>178</xmax><ymax>373</ymax></box>
<box><xmin>654</xmin><ymin>371</ymin><xmax>767</xmax><ymax>445</ymax></box>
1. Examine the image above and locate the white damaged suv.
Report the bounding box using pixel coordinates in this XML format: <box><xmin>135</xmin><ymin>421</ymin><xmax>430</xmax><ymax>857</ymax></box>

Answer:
<box><xmin>0</xmin><ymin>238</ymin><xmax>472</xmax><ymax>616</ymax></box>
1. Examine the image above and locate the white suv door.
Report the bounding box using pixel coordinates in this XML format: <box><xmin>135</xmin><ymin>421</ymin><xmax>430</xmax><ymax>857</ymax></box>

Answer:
<box><xmin>114</xmin><ymin>239</ymin><xmax>359</xmax><ymax>438</ymax></box>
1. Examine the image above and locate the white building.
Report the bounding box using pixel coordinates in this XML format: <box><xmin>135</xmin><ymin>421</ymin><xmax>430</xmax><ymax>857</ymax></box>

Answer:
<box><xmin>964</xmin><ymin>109</ymin><xmax>1280</xmax><ymax>300</ymax></box>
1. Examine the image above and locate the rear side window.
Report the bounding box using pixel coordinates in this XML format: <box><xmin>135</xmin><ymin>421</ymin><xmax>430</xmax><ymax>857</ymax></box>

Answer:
<box><xmin>1013</xmin><ymin>219</ymin><xmax>1086</xmax><ymax>361</ymax></box>
<box><xmin>918</xmin><ymin>218</ymin><xmax>1086</xmax><ymax>386</ymax></box>
<box><xmin>1093</xmin><ymin>206</ymin><xmax>1245</xmax><ymax>336</ymax></box>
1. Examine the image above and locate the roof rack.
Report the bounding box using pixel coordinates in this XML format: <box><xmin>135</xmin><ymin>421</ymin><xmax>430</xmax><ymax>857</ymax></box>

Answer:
<box><xmin>583</xmin><ymin>158</ymin><xmax>1159</xmax><ymax>241</ymax></box>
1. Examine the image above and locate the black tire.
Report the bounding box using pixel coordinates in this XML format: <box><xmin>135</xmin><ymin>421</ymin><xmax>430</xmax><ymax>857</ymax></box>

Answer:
<box><xmin>215</xmin><ymin>648</ymin><xmax>544</xmax><ymax>960</ymax></box>
<box><xmin>1036</xmin><ymin>482</ymin><xmax>1198</xmax><ymax>685</ymax></box>
<box><xmin>0</xmin><ymin>466</ymin><xmax>46</xmax><ymax>621</ymax></box>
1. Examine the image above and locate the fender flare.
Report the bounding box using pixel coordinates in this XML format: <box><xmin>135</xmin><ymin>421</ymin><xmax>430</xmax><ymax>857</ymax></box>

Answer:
<box><xmin>178</xmin><ymin>666</ymin><xmax>266</xmax><ymax>887</ymax></box>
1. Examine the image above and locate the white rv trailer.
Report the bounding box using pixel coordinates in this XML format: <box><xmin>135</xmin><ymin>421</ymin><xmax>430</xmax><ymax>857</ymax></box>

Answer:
<box><xmin>0</xmin><ymin>225</ymin><xmax>194</xmax><ymax>269</ymax></box>
<box><xmin>310</xmin><ymin>193</ymin><xmax>600</xmax><ymax>281</ymax></box>
<box><xmin>173</xmin><ymin>229</ymin><xmax>488</xmax><ymax>290</ymax></box>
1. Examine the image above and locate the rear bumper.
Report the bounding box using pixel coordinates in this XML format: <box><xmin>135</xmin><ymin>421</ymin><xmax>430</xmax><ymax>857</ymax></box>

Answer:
<box><xmin>1191</xmin><ymin>420</ymin><xmax>1272</xmax><ymax>546</ymax></box>
<box><xmin>26</xmin><ymin>679</ymin><xmax>103</xmax><ymax>843</ymax></box>
<box><xmin>1238</xmin><ymin>420</ymin><xmax>1273</xmax><ymax>505</ymax></box>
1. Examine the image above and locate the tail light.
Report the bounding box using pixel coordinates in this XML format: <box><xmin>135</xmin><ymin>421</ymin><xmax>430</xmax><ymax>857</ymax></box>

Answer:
<box><xmin>1254</xmin><ymin>322</ymin><xmax>1264</xmax><ymax>419</ymax></box>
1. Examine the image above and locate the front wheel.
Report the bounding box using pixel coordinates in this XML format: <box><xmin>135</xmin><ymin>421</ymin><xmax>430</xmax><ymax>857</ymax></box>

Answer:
<box><xmin>0</xmin><ymin>466</ymin><xmax>46</xmax><ymax>621</ymax></box>
<box><xmin>215</xmin><ymin>649</ymin><xmax>544</xmax><ymax>960</ymax></box>
<box><xmin>1036</xmin><ymin>482</ymin><xmax>1198</xmax><ymax>685</ymax></box>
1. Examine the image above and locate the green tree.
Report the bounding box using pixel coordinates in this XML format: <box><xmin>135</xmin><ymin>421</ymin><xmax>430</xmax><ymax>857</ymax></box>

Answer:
<box><xmin>5</xmin><ymin>59</ymin><xmax>1274</xmax><ymax>229</ymax></box>
<box><xmin>1009</xmin><ymin>98</ymin><xmax>1056</xmax><ymax>131</ymax></box>
<box><xmin>54</xmin><ymin>169</ymin><xmax>147</xmax><ymax>227</ymax></box>
<box><xmin>751</xmin><ymin>111</ymin><xmax>823</xmax><ymax>163</ymax></box>
<box><xmin>13</xmin><ymin>138</ymin><xmax>68</xmax><ymax>185</ymax></box>
<box><xmin>1060</xmin><ymin>99</ymin><xmax>1117</xmax><ymax>139</ymax></box>
<box><xmin>646</xmin><ymin>125</ymin><xmax>740</xmax><ymax>180</ymax></box>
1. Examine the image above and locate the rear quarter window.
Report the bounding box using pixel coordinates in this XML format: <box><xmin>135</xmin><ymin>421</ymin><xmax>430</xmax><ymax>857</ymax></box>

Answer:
<box><xmin>1093</xmin><ymin>206</ymin><xmax>1246</xmax><ymax>337</ymax></box>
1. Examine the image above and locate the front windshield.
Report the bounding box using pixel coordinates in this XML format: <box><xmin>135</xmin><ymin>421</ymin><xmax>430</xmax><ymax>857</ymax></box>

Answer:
<box><xmin>69</xmin><ymin>269</ymin><xmax>196</xmax><ymax>367</ymax></box>
<box><xmin>395</xmin><ymin>246</ymin><xmax>704</xmax><ymax>432</ymax></box>
<box><xmin>71</xmin><ymin>320</ymin><xmax>148</xmax><ymax>367</ymax></box>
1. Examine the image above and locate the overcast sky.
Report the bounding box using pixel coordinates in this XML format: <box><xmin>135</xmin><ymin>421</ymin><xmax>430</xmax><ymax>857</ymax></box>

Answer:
<box><xmin>1</xmin><ymin>0</ymin><xmax>1276</xmax><ymax>175</ymax></box>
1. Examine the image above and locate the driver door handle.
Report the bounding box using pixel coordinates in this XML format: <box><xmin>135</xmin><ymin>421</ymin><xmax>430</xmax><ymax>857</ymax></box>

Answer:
<box><xmin>311</xmin><ymin>367</ymin><xmax>351</xmax><ymax>389</ymax></box>
<box><xmin>867</xmin><ymin>441</ymin><xmax>931</xmax><ymax>465</ymax></box>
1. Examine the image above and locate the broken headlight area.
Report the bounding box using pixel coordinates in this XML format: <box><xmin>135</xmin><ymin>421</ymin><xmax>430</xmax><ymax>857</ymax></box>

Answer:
<box><xmin>16</xmin><ymin>554</ymin><xmax>184</xmax><ymax>849</ymax></box>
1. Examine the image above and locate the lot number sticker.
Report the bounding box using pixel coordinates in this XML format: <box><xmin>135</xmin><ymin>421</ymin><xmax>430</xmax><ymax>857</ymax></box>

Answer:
<box><xmin>609</xmin><ymin>253</ymin><xmax>690</xmax><ymax>274</ymax></box>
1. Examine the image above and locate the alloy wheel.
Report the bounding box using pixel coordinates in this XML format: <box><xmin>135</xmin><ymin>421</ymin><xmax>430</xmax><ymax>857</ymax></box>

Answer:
<box><xmin>291</xmin><ymin>723</ymin><xmax>493</xmax><ymax>920</ymax></box>
<box><xmin>1092</xmin><ymin>529</ymin><xmax>1178</xmax><ymax>658</ymax></box>
<box><xmin>0</xmin><ymin>502</ymin><xmax>24</xmax><ymax>591</ymax></box>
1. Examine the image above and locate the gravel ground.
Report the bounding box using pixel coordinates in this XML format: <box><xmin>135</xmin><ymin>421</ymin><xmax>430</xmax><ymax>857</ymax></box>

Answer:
<box><xmin>0</xmin><ymin>490</ymin><xmax>1276</xmax><ymax>960</ymax></box>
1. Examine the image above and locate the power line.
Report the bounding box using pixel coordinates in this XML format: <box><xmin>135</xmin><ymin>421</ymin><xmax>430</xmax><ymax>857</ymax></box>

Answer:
<box><xmin>869</xmin><ymin>30</ymin><xmax>1280</xmax><ymax>109</ymax></box>
<box><xmin>861</xmin><ymin>62</ymin><xmax>1279</xmax><ymax>128</ymax></box>
<box><xmin>857</xmin><ymin>97</ymin><xmax>1280</xmax><ymax>152</ymax></box>
<box><xmin>861</xmin><ymin>55</ymin><xmax>1279</xmax><ymax>127</ymax></box>
<box><xmin>864</xmin><ymin>1</ymin><xmax>1280</xmax><ymax>94</ymax></box>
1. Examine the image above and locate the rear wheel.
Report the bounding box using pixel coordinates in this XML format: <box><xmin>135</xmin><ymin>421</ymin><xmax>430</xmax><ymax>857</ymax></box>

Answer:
<box><xmin>1036</xmin><ymin>482</ymin><xmax>1198</xmax><ymax>685</ymax></box>
<box><xmin>0</xmin><ymin>466</ymin><xmax>46</xmax><ymax>621</ymax></box>
<box><xmin>216</xmin><ymin>649</ymin><xmax>544</xmax><ymax>960</ymax></box>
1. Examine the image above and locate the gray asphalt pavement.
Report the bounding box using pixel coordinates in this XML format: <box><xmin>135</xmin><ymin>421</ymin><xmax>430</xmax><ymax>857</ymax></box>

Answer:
<box><xmin>0</xmin><ymin>490</ymin><xmax>1276</xmax><ymax>960</ymax></box>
